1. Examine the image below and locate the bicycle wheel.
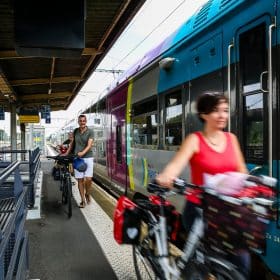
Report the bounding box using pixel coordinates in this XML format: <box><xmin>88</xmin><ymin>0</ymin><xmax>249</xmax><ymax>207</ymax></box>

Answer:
<box><xmin>59</xmin><ymin>170</ymin><xmax>64</xmax><ymax>190</ymax></box>
<box><xmin>61</xmin><ymin>177</ymin><xmax>68</xmax><ymax>205</ymax></box>
<box><xmin>132</xmin><ymin>245</ymin><xmax>161</xmax><ymax>280</ymax></box>
<box><xmin>66</xmin><ymin>176</ymin><xmax>72</xmax><ymax>218</ymax></box>
<box><xmin>183</xmin><ymin>259</ymin><xmax>246</xmax><ymax>280</ymax></box>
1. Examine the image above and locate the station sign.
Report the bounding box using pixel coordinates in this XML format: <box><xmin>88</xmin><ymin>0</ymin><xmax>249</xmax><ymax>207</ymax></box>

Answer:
<box><xmin>18</xmin><ymin>106</ymin><xmax>40</xmax><ymax>123</ymax></box>
<box><xmin>18</xmin><ymin>115</ymin><xmax>40</xmax><ymax>123</ymax></box>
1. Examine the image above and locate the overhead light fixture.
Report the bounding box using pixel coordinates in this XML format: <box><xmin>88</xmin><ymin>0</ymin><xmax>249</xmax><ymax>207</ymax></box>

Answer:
<box><xmin>159</xmin><ymin>57</ymin><xmax>176</xmax><ymax>70</ymax></box>
<box><xmin>48</xmin><ymin>88</ymin><xmax>52</xmax><ymax>95</ymax></box>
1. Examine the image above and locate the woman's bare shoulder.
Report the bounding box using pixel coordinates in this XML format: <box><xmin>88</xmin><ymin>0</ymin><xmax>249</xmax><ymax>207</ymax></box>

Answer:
<box><xmin>181</xmin><ymin>132</ymin><xmax>200</xmax><ymax>152</ymax></box>
<box><xmin>227</xmin><ymin>132</ymin><xmax>238</xmax><ymax>141</ymax></box>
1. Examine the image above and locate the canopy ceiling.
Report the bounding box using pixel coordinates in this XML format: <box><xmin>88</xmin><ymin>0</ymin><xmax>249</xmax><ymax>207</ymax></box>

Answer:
<box><xmin>0</xmin><ymin>0</ymin><xmax>145</xmax><ymax>112</ymax></box>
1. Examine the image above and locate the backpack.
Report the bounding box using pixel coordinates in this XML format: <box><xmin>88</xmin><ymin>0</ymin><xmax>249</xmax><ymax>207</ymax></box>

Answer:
<box><xmin>52</xmin><ymin>165</ymin><xmax>61</xmax><ymax>181</ymax></box>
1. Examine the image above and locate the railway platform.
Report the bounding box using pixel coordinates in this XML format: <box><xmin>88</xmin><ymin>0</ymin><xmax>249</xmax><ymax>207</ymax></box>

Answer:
<box><xmin>26</xmin><ymin>150</ymin><xmax>137</xmax><ymax>280</ymax></box>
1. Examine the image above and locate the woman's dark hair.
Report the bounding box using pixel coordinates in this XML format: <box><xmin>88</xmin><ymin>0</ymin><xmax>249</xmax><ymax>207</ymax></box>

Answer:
<box><xmin>196</xmin><ymin>92</ymin><xmax>228</xmax><ymax>122</ymax></box>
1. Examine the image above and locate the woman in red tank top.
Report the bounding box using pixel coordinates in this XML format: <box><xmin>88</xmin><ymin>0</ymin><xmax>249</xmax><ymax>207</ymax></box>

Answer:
<box><xmin>156</xmin><ymin>92</ymin><xmax>250</xmax><ymax>277</ymax></box>
<box><xmin>156</xmin><ymin>92</ymin><xmax>247</xmax><ymax>188</ymax></box>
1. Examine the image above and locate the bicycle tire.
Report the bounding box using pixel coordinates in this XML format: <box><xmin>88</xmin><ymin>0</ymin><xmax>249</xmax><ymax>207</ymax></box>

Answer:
<box><xmin>59</xmin><ymin>170</ymin><xmax>64</xmax><ymax>190</ymax></box>
<box><xmin>61</xmin><ymin>177</ymin><xmax>68</xmax><ymax>204</ymax></box>
<box><xmin>132</xmin><ymin>245</ymin><xmax>161</xmax><ymax>280</ymax></box>
<box><xmin>66</xmin><ymin>176</ymin><xmax>72</xmax><ymax>218</ymax></box>
<box><xmin>183</xmin><ymin>259</ymin><xmax>246</xmax><ymax>280</ymax></box>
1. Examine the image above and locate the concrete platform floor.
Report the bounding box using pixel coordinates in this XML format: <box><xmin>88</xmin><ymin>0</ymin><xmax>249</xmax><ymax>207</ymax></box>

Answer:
<box><xmin>26</xmin><ymin>160</ymin><xmax>118</xmax><ymax>280</ymax></box>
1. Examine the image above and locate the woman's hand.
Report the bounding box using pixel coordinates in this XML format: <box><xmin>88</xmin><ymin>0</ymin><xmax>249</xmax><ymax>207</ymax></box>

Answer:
<box><xmin>155</xmin><ymin>173</ymin><xmax>176</xmax><ymax>189</ymax></box>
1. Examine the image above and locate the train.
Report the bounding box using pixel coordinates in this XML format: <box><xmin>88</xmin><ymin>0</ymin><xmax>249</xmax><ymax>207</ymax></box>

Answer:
<box><xmin>60</xmin><ymin>0</ymin><xmax>280</xmax><ymax>277</ymax></box>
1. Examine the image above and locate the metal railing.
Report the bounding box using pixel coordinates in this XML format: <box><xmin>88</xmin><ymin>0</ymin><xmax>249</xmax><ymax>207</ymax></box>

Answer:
<box><xmin>0</xmin><ymin>160</ymin><xmax>29</xmax><ymax>279</ymax></box>
<box><xmin>0</xmin><ymin>147</ymin><xmax>41</xmax><ymax>207</ymax></box>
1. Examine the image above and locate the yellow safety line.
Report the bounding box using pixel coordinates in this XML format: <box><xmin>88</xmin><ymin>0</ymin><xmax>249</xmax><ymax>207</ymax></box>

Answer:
<box><xmin>126</xmin><ymin>79</ymin><xmax>135</xmax><ymax>190</ymax></box>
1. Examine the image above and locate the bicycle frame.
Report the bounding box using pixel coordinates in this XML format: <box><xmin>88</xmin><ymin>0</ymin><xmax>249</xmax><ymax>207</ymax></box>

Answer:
<box><xmin>134</xmin><ymin>174</ymin><xmax>277</xmax><ymax>280</ymax></box>
<box><xmin>47</xmin><ymin>155</ymin><xmax>73</xmax><ymax>218</ymax></box>
<box><xmin>144</xmin><ymin>196</ymin><xmax>233</xmax><ymax>280</ymax></box>
<box><xmin>146</xmin><ymin>206</ymin><xmax>181</xmax><ymax>279</ymax></box>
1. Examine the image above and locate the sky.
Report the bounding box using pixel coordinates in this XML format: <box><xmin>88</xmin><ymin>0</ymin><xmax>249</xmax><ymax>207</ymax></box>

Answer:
<box><xmin>0</xmin><ymin>0</ymin><xmax>208</xmax><ymax>138</ymax></box>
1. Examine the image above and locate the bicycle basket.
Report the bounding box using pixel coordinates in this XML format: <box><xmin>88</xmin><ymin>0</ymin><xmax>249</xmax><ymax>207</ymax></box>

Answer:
<box><xmin>203</xmin><ymin>188</ymin><xmax>276</xmax><ymax>254</ymax></box>
<box><xmin>113</xmin><ymin>196</ymin><xmax>141</xmax><ymax>245</ymax></box>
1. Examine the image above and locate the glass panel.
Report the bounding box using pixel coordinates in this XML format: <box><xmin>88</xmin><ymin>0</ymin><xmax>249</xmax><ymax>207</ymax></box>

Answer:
<box><xmin>243</xmin><ymin>93</ymin><xmax>264</xmax><ymax>163</ymax></box>
<box><xmin>239</xmin><ymin>24</ymin><xmax>266</xmax><ymax>86</ymax></box>
<box><xmin>132</xmin><ymin>114</ymin><xmax>158</xmax><ymax>146</ymax></box>
<box><xmin>96</xmin><ymin>141</ymin><xmax>106</xmax><ymax>166</ymax></box>
<box><xmin>165</xmin><ymin>91</ymin><xmax>182</xmax><ymax>147</ymax></box>
<box><xmin>116</xmin><ymin>125</ymin><xmax>122</xmax><ymax>163</ymax></box>
<box><xmin>132</xmin><ymin>98</ymin><xmax>158</xmax><ymax>148</ymax></box>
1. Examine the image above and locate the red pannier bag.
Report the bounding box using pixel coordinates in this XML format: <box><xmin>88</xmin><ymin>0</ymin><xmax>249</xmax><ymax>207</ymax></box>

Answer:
<box><xmin>113</xmin><ymin>196</ymin><xmax>141</xmax><ymax>245</ymax></box>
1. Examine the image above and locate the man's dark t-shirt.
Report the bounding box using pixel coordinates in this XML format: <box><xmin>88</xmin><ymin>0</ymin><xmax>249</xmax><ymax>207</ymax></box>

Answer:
<box><xmin>74</xmin><ymin>127</ymin><xmax>94</xmax><ymax>158</ymax></box>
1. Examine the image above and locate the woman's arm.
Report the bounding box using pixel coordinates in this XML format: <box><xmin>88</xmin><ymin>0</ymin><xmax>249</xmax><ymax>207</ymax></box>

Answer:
<box><xmin>156</xmin><ymin>133</ymin><xmax>199</xmax><ymax>188</ymax></box>
<box><xmin>230</xmin><ymin>133</ymin><xmax>248</xmax><ymax>173</ymax></box>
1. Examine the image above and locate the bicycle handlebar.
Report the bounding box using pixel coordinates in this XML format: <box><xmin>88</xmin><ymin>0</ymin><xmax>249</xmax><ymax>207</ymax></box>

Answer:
<box><xmin>46</xmin><ymin>154</ymin><xmax>75</xmax><ymax>164</ymax></box>
<box><xmin>147</xmin><ymin>179</ymin><xmax>199</xmax><ymax>195</ymax></box>
<box><xmin>149</xmin><ymin>174</ymin><xmax>277</xmax><ymax>197</ymax></box>
<box><xmin>246</xmin><ymin>174</ymin><xmax>277</xmax><ymax>187</ymax></box>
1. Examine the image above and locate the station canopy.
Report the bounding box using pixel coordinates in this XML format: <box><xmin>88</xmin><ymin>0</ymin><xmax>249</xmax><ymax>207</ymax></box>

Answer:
<box><xmin>0</xmin><ymin>0</ymin><xmax>145</xmax><ymax>113</ymax></box>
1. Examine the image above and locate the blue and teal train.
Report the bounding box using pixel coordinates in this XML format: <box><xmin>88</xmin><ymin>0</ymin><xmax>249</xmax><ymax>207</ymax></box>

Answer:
<box><xmin>79</xmin><ymin>0</ymin><xmax>280</xmax><ymax>277</ymax></box>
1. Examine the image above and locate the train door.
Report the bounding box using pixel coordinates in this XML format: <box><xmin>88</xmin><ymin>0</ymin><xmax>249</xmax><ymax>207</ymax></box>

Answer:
<box><xmin>236</xmin><ymin>17</ymin><xmax>279</xmax><ymax>276</ymax></box>
<box><xmin>236</xmin><ymin>18</ymin><xmax>275</xmax><ymax>175</ymax></box>
<box><xmin>109</xmin><ymin>105</ymin><xmax>127</xmax><ymax>186</ymax></box>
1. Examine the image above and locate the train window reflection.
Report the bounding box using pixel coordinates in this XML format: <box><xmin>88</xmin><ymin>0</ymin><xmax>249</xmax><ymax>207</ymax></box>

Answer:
<box><xmin>116</xmin><ymin>125</ymin><xmax>122</xmax><ymax>163</ymax></box>
<box><xmin>243</xmin><ymin>93</ymin><xmax>265</xmax><ymax>164</ymax></box>
<box><xmin>132</xmin><ymin>98</ymin><xmax>158</xmax><ymax>148</ymax></box>
<box><xmin>165</xmin><ymin>91</ymin><xmax>182</xmax><ymax>148</ymax></box>
<box><xmin>239</xmin><ymin>23</ymin><xmax>266</xmax><ymax>86</ymax></box>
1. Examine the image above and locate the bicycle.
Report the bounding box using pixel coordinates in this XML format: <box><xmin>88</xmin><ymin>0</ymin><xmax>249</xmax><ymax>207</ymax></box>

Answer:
<box><xmin>47</xmin><ymin>155</ymin><xmax>75</xmax><ymax>218</ymax></box>
<box><xmin>131</xmin><ymin>175</ymin><xmax>277</xmax><ymax>280</ymax></box>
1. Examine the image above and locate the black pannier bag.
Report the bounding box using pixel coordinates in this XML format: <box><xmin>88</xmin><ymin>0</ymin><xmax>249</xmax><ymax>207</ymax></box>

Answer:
<box><xmin>113</xmin><ymin>196</ymin><xmax>141</xmax><ymax>245</ymax></box>
<box><xmin>52</xmin><ymin>165</ymin><xmax>60</xmax><ymax>181</ymax></box>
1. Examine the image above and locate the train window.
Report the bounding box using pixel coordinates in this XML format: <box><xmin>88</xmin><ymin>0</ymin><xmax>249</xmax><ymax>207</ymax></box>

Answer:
<box><xmin>116</xmin><ymin>125</ymin><xmax>122</xmax><ymax>163</ymax></box>
<box><xmin>243</xmin><ymin>93</ymin><xmax>266</xmax><ymax>164</ymax></box>
<box><xmin>239</xmin><ymin>24</ymin><xmax>266</xmax><ymax>87</ymax></box>
<box><xmin>164</xmin><ymin>91</ymin><xmax>182</xmax><ymax>149</ymax></box>
<box><xmin>132</xmin><ymin>98</ymin><xmax>158</xmax><ymax>148</ymax></box>
<box><xmin>96</xmin><ymin>142</ymin><xmax>106</xmax><ymax>166</ymax></box>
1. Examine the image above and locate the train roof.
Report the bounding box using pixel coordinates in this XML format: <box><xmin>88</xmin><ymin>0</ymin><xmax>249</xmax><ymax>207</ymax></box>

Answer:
<box><xmin>108</xmin><ymin>0</ymin><xmax>247</xmax><ymax>91</ymax></box>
